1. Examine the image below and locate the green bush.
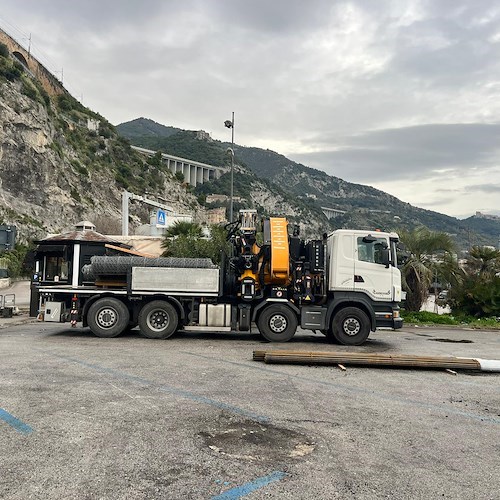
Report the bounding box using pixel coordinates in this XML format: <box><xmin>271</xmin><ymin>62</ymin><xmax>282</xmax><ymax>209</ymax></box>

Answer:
<box><xmin>57</xmin><ymin>94</ymin><xmax>74</xmax><ymax>112</ymax></box>
<box><xmin>401</xmin><ymin>310</ymin><xmax>500</xmax><ymax>329</ymax></box>
<box><xmin>0</xmin><ymin>244</ymin><xmax>32</xmax><ymax>278</ymax></box>
<box><xmin>162</xmin><ymin>224</ymin><xmax>230</xmax><ymax>265</ymax></box>
<box><xmin>451</xmin><ymin>276</ymin><xmax>500</xmax><ymax>317</ymax></box>
<box><xmin>0</xmin><ymin>43</ymin><xmax>9</xmax><ymax>58</ymax></box>
<box><xmin>401</xmin><ymin>310</ymin><xmax>458</xmax><ymax>325</ymax></box>
<box><xmin>21</xmin><ymin>80</ymin><xmax>38</xmax><ymax>100</ymax></box>
<box><xmin>0</xmin><ymin>59</ymin><xmax>22</xmax><ymax>81</ymax></box>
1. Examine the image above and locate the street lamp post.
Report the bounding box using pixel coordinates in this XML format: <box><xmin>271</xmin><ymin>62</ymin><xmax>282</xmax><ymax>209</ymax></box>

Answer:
<box><xmin>224</xmin><ymin>112</ymin><xmax>235</xmax><ymax>222</ymax></box>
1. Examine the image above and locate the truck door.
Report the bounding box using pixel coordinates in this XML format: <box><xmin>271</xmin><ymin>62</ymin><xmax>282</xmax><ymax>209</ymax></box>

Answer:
<box><xmin>353</xmin><ymin>235</ymin><xmax>393</xmax><ymax>302</ymax></box>
<box><xmin>328</xmin><ymin>232</ymin><xmax>355</xmax><ymax>292</ymax></box>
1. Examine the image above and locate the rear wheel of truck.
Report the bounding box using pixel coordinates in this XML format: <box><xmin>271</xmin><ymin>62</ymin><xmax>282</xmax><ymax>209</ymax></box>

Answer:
<box><xmin>138</xmin><ymin>300</ymin><xmax>178</xmax><ymax>339</ymax></box>
<box><xmin>257</xmin><ymin>304</ymin><xmax>298</xmax><ymax>342</ymax></box>
<box><xmin>331</xmin><ymin>307</ymin><xmax>370</xmax><ymax>345</ymax></box>
<box><xmin>87</xmin><ymin>297</ymin><xmax>130</xmax><ymax>338</ymax></box>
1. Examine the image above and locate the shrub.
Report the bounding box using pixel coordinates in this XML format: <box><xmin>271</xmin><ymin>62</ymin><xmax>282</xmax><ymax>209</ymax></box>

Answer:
<box><xmin>451</xmin><ymin>276</ymin><xmax>500</xmax><ymax>317</ymax></box>
<box><xmin>162</xmin><ymin>224</ymin><xmax>230</xmax><ymax>265</ymax></box>
<box><xmin>21</xmin><ymin>80</ymin><xmax>38</xmax><ymax>100</ymax></box>
<box><xmin>0</xmin><ymin>43</ymin><xmax>9</xmax><ymax>58</ymax></box>
<box><xmin>401</xmin><ymin>310</ymin><xmax>458</xmax><ymax>325</ymax></box>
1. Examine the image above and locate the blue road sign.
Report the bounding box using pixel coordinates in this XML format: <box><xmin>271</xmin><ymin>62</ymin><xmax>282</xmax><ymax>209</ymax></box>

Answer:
<box><xmin>157</xmin><ymin>210</ymin><xmax>166</xmax><ymax>227</ymax></box>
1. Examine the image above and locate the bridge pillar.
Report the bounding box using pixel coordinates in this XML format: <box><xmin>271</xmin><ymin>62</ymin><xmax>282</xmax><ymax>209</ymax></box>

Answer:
<box><xmin>196</xmin><ymin>167</ymin><xmax>203</xmax><ymax>185</ymax></box>
<box><xmin>190</xmin><ymin>165</ymin><xmax>197</xmax><ymax>187</ymax></box>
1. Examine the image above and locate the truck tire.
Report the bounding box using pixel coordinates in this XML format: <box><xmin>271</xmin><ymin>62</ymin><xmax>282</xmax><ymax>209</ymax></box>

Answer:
<box><xmin>257</xmin><ymin>304</ymin><xmax>298</xmax><ymax>342</ymax></box>
<box><xmin>138</xmin><ymin>300</ymin><xmax>178</xmax><ymax>339</ymax></box>
<box><xmin>331</xmin><ymin>307</ymin><xmax>370</xmax><ymax>345</ymax></box>
<box><xmin>87</xmin><ymin>297</ymin><xmax>130</xmax><ymax>338</ymax></box>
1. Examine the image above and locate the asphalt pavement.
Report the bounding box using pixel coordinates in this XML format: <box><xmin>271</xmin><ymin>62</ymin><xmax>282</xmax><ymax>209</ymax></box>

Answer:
<box><xmin>1</xmin><ymin>321</ymin><xmax>499</xmax><ymax>499</ymax></box>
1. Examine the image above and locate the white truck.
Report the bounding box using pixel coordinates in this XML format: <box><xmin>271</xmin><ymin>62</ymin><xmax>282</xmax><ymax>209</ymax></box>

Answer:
<box><xmin>32</xmin><ymin>210</ymin><xmax>402</xmax><ymax>345</ymax></box>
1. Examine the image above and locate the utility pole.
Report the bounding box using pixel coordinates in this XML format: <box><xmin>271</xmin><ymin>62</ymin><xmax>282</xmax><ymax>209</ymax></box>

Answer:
<box><xmin>224</xmin><ymin>112</ymin><xmax>235</xmax><ymax>222</ymax></box>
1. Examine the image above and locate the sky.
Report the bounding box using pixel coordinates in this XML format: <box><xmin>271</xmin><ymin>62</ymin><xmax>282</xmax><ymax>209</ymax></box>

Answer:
<box><xmin>1</xmin><ymin>0</ymin><xmax>500</xmax><ymax>219</ymax></box>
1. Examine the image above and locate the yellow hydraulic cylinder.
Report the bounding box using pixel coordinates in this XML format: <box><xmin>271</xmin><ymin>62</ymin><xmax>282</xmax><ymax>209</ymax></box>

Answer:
<box><xmin>269</xmin><ymin>217</ymin><xmax>289</xmax><ymax>282</ymax></box>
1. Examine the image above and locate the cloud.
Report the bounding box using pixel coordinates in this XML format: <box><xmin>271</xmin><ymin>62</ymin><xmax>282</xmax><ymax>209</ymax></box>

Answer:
<box><xmin>289</xmin><ymin>123</ymin><xmax>500</xmax><ymax>182</ymax></box>
<box><xmin>2</xmin><ymin>0</ymin><xmax>500</xmax><ymax>218</ymax></box>
<box><xmin>465</xmin><ymin>183</ymin><xmax>500</xmax><ymax>193</ymax></box>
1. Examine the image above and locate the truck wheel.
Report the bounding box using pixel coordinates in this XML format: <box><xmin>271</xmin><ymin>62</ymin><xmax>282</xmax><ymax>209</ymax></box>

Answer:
<box><xmin>331</xmin><ymin>307</ymin><xmax>370</xmax><ymax>345</ymax></box>
<box><xmin>257</xmin><ymin>304</ymin><xmax>298</xmax><ymax>342</ymax></box>
<box><xmin>87</xmin><ymin>298</ymin><xmax>130</xmax><ymax>338</ymax></box>
<box><xmin>138</xmin><ymin>300</ymin><xmax>178</xmax><ymax>339</ymax></box>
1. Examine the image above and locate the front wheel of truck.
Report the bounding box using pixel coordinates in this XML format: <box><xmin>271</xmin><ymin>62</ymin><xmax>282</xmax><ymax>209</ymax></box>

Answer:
<box><xmin>331</xmin><ymin>307</ymin><xmax>370</xmax><ymax>346</ymax></box>
<box><xmin>257</xmin><ymin>304</ymin><xmax>298</xmax><ymax>342</ymax></box>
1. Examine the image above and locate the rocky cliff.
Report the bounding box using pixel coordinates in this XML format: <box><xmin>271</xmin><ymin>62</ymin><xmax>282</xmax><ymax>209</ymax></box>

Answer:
<box><xmin>0</xmin><ymin>52</ymin><xmax>202</xmax><ymax>241</ymax></box>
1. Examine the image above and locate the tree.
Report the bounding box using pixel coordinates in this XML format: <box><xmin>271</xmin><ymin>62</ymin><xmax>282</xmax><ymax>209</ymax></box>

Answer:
<box><xmin>164</xmin><ymin>221</ymin><xmax>203</xmax><ymax>239</ymax></box>
<box><xmin>399</xmin><ymin>227</ymin><xmax>455</xmax><ymax>311</ymax></box>
<box><xmin>465</xmin><ymin>246</ymin><xmax>500</xmax><ymax>278</ymax></box>
<box><xmin>162</xmin><ymin>224</ymin><xmax>230</xmax><ymax>265</ymax></box>
<box><xmin>450</xmin><ymin>246</ymin><xmax>500</xmax><ymax>317</ymax></box>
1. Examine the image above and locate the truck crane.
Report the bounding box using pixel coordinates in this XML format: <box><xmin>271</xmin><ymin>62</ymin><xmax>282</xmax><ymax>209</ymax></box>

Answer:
<box><xmin>33</xmin><ymin>210</ymin><xmax>402</xmax><ymax>345</ymax></box>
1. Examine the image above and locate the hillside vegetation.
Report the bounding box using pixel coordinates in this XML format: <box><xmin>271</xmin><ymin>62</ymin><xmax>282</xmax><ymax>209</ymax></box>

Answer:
<box><xmin>117</xmin><ymin>118</ymin><xmax>500</xmax><ymax>249</ymax></box>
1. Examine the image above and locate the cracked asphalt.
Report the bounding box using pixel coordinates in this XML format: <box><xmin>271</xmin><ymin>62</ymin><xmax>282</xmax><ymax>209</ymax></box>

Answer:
<box><xmin>1</xmin><ymin>323</ymin><xmax>499</xmax><ymax>499</ymax></box>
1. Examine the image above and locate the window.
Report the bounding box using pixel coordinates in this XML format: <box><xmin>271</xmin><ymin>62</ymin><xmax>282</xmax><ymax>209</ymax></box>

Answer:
<box><xmin>357</xmin><ymin>237</ymin><xmax>388</xmax><ymax>265</ymax></box>
<box><xmin>44</xmin><ymin>256</ymin><xmax>69</xmax><ymax>281</ymax></box>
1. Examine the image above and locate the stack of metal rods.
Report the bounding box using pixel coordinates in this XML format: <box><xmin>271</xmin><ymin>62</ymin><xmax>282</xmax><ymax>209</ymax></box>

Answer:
<box><xmin>253</xmin><ymin>350</ymin><xmax>482</xmax><ymax>370</ymax></box>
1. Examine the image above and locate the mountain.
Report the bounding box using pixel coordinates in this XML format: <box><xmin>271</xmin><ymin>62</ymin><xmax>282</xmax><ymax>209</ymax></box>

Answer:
<box><xmin>2</xmin><ymin>29</ymin><xmax>498</xmax><ymax>250</ymax></box>
<box><xmin>117</xmin><ymin>118</ymin><xmax>500</xmax><ymax>249</ymax></box>
<box><xmin>116</xmin><ymin>117</ymin><xmax>180</xmax><ymax>139</ymax></box>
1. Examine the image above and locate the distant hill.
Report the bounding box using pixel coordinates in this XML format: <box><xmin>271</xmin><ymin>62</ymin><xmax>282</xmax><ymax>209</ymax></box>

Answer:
<box><xmin>462</xmin><ymin>215</ymin><xmax>500</xmax><ymax>246</ymax></box>
<box><xmin>116</xmin><ymin>117</ymin><xmax>180</xmax><ymax>139</ymax></box>
<box><xmin>116</xmin><ymin>118</ymin><xmax>500</xmax><ymax>249</ymax></box>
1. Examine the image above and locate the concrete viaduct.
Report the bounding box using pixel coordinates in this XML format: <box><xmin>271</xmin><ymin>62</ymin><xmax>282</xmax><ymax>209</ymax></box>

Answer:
<box><xmin>322</xmin><ymin>207</ymin><xmax>346</xmax><ymax>219</ymax></box>
<box><xmin>0</xmin><ymin>27</ymin><xmax>65</xmax><ymax>96</ymax></box>
<box><xmin>132</xmin><ymin>146</ymin><xmax>224</xmax><ymax>187</ymax></box>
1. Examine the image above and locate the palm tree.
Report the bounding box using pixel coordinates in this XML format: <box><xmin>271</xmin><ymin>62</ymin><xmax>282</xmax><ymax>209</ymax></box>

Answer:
<box><xmin>399</xmin><ymin>227</ymin><xmax>455</xmax><ymax>311</ymax></box>
<box><xmin>164</xmin><ymin>221</ymin><xmax>203</xmax><ymax>239</ymax></box>
<box><xmin>450</xmin><ymin>246</ymin><xmax>500</xmax><ymax>317</ymax></box>
<box><xmin>465</xmin><ymin>246</ymin><xmax>500</xmax><ymax>278</ymax></box>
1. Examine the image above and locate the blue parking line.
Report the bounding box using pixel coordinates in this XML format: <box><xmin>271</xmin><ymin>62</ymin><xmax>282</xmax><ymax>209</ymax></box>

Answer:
<box><xmin>0</xmin><ymin>408</ymin><xmax>33</xmax><ymax>435</ymax></box>
<box><xmin>212</xmin><ymin>471</ymin><xmax>286</xmax><ymax>499</ymax></box>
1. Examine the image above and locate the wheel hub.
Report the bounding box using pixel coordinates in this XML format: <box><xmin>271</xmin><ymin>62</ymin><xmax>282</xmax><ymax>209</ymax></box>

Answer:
<box><xmin>269</xmin><ymin>314</ymin><xmax>287</xmax><ymax>333</ymax></box>
<box><xmin>147</xmin><ymin>310</ymin><xmax>169</xmax><ymax>331</ymax></box>
<box><xmin>343</xmin><ymin>317</ymin><xmax>361</xmax><ymax>336</ymax></box>
<box><xmin>97</xmin><ymin>308</ymin><xmax>117</xmax><ymax>328</ymax></box>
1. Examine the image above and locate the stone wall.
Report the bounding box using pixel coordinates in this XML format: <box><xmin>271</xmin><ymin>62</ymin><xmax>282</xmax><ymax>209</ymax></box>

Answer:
<box><xmin>0</xmin><ymin>28</ymin><xmax>65</xmax><ymax>96</ymax></box>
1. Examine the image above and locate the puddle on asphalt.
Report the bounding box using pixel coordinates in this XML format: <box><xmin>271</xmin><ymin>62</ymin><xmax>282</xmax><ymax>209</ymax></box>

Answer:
<box><xmin>428</xmin><ymin>338</ymin><xmax>474</xmax><ymax>343</ymax></box>
<box><xmin>199</xmin><ymin>418</ymin><xmax>315</xmax><ymax>463</ymax></box>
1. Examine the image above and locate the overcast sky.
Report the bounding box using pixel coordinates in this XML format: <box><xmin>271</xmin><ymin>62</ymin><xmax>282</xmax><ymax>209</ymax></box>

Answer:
<box><xmin>2</xmin><ymin>0</ymin><xmax>500</xmax><ymax>219</ymax></box>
